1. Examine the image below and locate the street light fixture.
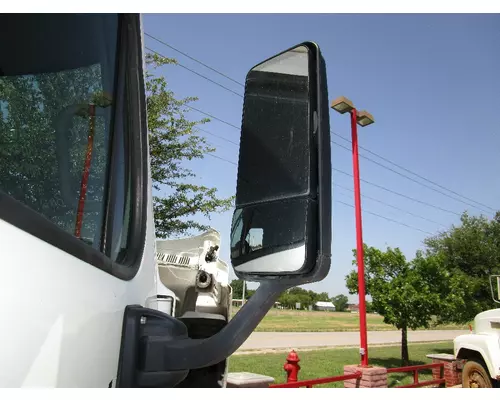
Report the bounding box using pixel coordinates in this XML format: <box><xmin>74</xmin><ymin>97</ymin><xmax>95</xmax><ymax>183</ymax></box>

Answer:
<box><xmin>356</xmin><ymin>110</ymin><xmax>375</xmax><ymax>127</ymax></box>
<box><xmin>331</xmin><ymin>96</ymin><xmax>374</xmax><ymax>368</ymax></box>
<box><xmin>330</xmin><ymin>96</ymin><xmax>355</xmax><ymax>114</ymax></box>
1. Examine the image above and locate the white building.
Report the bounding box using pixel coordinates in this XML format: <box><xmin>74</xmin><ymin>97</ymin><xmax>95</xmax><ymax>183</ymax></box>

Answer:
<box><xmin>314</xmin><ymin>301</ymin><xmax>336</xmax><ymax>312</ymax></box>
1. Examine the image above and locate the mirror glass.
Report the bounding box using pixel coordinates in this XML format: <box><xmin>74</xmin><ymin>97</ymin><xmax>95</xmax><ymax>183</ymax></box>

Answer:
<box><xmin>231</xmin><ymin>45</ymin><xmax>316</xmax><ymax>277</ymax></box>
<box><xmin>236</xmin><ymin>45</ymin><xmax>310</xmax><ymax>205</ymax></box>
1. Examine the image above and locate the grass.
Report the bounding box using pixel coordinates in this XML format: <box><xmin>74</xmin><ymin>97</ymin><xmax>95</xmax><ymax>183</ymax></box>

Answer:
<box><xmin>229</xmin><ymin>341</ymin><xmax>454</xmax><ymax>387</ymax></box>
<box><xmin>231</xmin><ymin>308</ymin><xmax>469</xmax><ymax>332</ymax></box>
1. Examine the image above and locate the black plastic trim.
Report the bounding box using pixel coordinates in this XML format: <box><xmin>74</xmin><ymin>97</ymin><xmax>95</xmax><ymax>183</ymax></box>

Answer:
<box><xmin>116</xmin><ymin>305</ymin><xmax>190</xmax><ymax>387</ymax></box>
<box><xmin>121</xmin><ymin>282</ymin><xmax>288</xmax><ymax>373</ymax></box>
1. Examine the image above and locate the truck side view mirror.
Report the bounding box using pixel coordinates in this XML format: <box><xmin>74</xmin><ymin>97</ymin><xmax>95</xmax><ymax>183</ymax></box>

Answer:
<box><xmin>117</xmin><ymin>42</ymin><xmax>331</xmax><ymax>387</ymax></box>
<box><xmin>231</xmin><ymin>42</ymin><xmax>331</xmax><ymax>284</ymax></box>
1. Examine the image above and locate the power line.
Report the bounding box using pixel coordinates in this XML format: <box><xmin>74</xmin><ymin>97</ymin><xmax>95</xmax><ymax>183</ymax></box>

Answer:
<box><xmin>185</xmin><ymin>105</ymin><xmax>241</xmax><ymax>130</ymax></box>
<box><xmin>334</xmin><ymin>183</ymin><xmax>447</xmax><ymax>228</ymax></box>
<box><xmin>187</xmin><ymin>105</ymin><xmax>462</xmax><ymax>217</ymax></box>
<box><xmin>201</xmin><ymin>144</ymin><xmax>447</xmax><ymax>233</ymax></box>
<box><xmin>331</xmin><ymin>138</ymin><xmax>492</xmax><ymax>214</ymax></box>
<box><xmin>336</xmin><ymin>200</ymin><xmax>434</xmax><ymax>235</ymax></box>
<box><xmin>206</xmin><ymin>152</ymin><xmax>237</xmax><ymax>166</ymax></box>
<box><xmin>332</xmin><ymin>167</ymin><xmax>461</xmax><ymax>216</ymax></box>
<box><xmin>198</xmin><ymin>131</ymin><xmax>447</xmax><ymax>227</ymax></box>
<box><xmin>331</xmin><ymin>131</ymin><xmax>495</xmax><ymax>212</ymax></box>
<box><xmin>145</xmin><ymin>46</ymin><xmax>243</xmax><ymax>98</ymax></box>
<box><xmin>146</xmin><ymin>33</ymin><xmax>492</xmax><ymax>214</ymax></box>
<box><xmin>197</xmin><ymin>127</ymin><xmax>240</xmax><ymax>146</ymax></box>
<box><xmin>145</xmin><ymin>32</ymin><xmax>244</xmax><ymax>88</ymax></box>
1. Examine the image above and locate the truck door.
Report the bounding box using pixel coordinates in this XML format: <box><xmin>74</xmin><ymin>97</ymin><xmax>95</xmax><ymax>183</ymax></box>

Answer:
<box><xmin>0</xmin><ymin>14</ymin><xmax>155</xmax><ymax>387</ymax></box>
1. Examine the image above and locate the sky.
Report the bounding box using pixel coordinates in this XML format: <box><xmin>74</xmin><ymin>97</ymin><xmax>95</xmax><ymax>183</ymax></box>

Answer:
<box><xmin>143</xmin><ymin>14</ymin><xmax>500</xmax><ymax>302</ymax></box>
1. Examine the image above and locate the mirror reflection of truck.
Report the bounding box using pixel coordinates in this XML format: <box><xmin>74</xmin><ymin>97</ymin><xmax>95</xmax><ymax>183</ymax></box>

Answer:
<box><xmin>0</xmin><ymin>14</ymin><xmax>331</xmax><ymax>387</ymax></box>
<box><xmin>453</xmin><ymin>275</ymin><xmax>500</xmax><ymax>388</ymax></box>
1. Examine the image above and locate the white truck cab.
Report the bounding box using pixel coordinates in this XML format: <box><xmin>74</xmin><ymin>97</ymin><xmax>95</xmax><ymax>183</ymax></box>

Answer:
<box><xmin>0</xmin><ymin>13</ymin><xmax>332</xmax><ymax>387</ymax></box>
<box><xmin>454</xmin><ymin>276</ymin><xmax>500</xmax><ymax>388</ymax></box>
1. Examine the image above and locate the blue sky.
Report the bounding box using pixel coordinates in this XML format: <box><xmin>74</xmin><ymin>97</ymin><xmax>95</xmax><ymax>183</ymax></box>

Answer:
<box><xmin>144</xmin><ymin>14</ymin><xmax>500</xmax><ymax>302</ymax></box>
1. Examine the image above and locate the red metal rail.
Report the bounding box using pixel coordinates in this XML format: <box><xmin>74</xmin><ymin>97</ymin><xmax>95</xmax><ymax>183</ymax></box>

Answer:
<box><xmin>387</xmin><ymin>362</ymin><xmax>445</xmax><ymax>388</ymax></box>
<box><xmin>269</xmin><ymin>372</ymin><xmax>362</xmax><ymax>388</ymax></box>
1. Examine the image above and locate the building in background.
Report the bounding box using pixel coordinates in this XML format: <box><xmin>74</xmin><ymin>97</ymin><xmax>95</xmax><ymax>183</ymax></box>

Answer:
<box><xmin>314</xmin><ymin>301</ymin><xmax>336</xmax><ymax>312</ymax></box>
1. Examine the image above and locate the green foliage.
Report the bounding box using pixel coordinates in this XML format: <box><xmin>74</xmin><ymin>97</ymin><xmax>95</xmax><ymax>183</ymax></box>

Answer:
<box><xmin>345</xmin><ymin>244</ymin><xmax>443</xmax><ymax>364</ymax></box>
<box><xmin>146</xmin><ymin>53</ymin><xmax>234</xmax><ymax>238</ymax></box>
<box><xmin>423</xmin><ymin>211</ymin><xmax>500</xmax><ymax>323</ymax></box>
<box><xmin>277</xmin><ymin>287</ymin><xmax>331</xmax><ymax>310</ymax></box>
<box><xmin>230</xmin><ymin>279</ymin><xmax>247</xmax><ymax>300</ymax></box>
<box><xmin>331</xmin><ymin>294</ymin><xmax>349</xmax><ymax>312</ymax></box>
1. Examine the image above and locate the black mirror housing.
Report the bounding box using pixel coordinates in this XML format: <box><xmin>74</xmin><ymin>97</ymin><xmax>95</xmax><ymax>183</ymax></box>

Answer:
<box><xmin>230</xmin><ymin>42</ymin><xmax>331</xmax><ymax>285</ymax></box>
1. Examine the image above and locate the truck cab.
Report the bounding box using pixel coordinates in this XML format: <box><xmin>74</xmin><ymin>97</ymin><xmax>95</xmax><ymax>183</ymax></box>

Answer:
<box><xmin>454</xmin><ymin>276</ymin><xmax>500</xmax><ymax>388</ymax></box>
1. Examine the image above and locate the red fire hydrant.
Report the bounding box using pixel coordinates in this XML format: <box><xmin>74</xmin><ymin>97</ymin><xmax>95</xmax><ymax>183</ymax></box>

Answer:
<box><xmin>284</xmin><ymin>350</ymin><xmax>300</xmax><ymax>383</ymax></box>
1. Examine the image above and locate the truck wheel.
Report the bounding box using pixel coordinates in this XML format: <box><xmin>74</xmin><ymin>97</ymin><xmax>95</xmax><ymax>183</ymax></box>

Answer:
<box><xmin>462</xmin><ymin>360</ymin><xmax>493</xmax><ymax>388</ymax></box>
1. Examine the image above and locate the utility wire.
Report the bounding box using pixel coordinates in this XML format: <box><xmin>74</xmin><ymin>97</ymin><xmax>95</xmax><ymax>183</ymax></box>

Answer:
<box><xmin>146</xmin><ymin>46</ymin><xmax>243</xmax><ymax>98</ymax></box>
<box><xmin>185</xmin><ymin>105</ymin><xmax>241</xmax><ymax>130</ymax></box>
<box><xmin>145</xmin><ymin>33</ymin><xmax>492</xmax><ymax>213</ymax></box>
<box><xmin>335</xmin><ymin>200</ymin><xmax>434</xmax><ymax>235</ymax></box>
<box><xmin>200</xmin><ymin>142</ymin><xmax>447</xmax><ymax>233</ymax></box>
<box><xmin>197</xmin><ymin>127</ymin><xmax>240</xmax><ymax>146</ymax></box>
<box><xmin>206</xmin><ymin>152</ymin><xmax>238</xmax><ymax>166</ymax></box>
<box><xmin>332</xmin><ymin>138</ymin><xmax>492</xmax><ymax>214</ymax></box>
<box><xmin>186</xmin><ymin>105</ymin><xmax>462</xmax><ymax>217</ymax></box>
<box><xmin>332</xmin><ymin>168</ymin><xmax>461</xmax><ymax>216</ymax></box>
<box><xmin>331</xmin><ymin>131</ymin><xmax>495</xmax><ymax>212</ymax></box>
<box><xmin>145</xmin><ymin>32</ymin><xmax>244</xmax><ymax>87</ymax></box>
<box><xmin>206</xmin><ymin>149</ymin><xmax>436</xmax><ymax>235</ymax></box>
<box><xmin>199</xmin><ymin>129</ymin><xmax>447</xmax><ymax>227</ymax></box>
<box><xmin>145</xmin><ymin>35</ymin><xmax>487</xmax><ymax>218</ymax></box>
<box><xmin>334</xmin><ymin>183</ymin><xmax>447</xmax><ymax>228</ymax></box>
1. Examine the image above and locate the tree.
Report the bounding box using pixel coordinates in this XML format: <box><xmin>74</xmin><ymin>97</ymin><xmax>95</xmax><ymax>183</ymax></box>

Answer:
<box><xmin>345</xmin><ymin>244</ymin><xmax>443</xmax><ymax>365</ymax></box>
<box><xmin>146</xmin><ymin>53</ymin><xmax>234</xmax><ymax>238</ymax></box>
<box><xmin>331</xmin><ymin>294</ymin><xmax>349</xmax><ymax>312</ymax></box>
<box><xmin>423</xmin><ymin>211</ymin><xmax>500</xmax><ymax>323</ymax></box>
<box><xmin>277</xmin><ymin>287</ymin><xmax>322</xmax><ymax>309</ymax></box>
<box><xmin>230</xmin><ymin>279</ymin><xmax>247</xmax><ymax>300</ymax></box>
<box><xmin>315</xmin><ymin>292</ymin><xmax>331</xmax><ymax>302</ymax></box>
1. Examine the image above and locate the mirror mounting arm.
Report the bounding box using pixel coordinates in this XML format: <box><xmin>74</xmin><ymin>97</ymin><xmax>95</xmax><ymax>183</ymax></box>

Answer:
<box><xmin>120</xmin><ymin>281</ymin><xmax>291</xmax><ymax>378</ymax></box>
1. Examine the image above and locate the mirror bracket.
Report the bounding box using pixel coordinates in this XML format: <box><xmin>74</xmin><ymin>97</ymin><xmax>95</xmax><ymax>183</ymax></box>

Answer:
<box><xmin>117</xmin><ymin>281</ymin><xmax>290</xmax><ymax>379</ymax></box>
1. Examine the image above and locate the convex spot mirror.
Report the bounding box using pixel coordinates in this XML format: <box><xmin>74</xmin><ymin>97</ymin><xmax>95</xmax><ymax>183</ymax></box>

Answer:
<box><xmin>230</xmin><ymin>42</ymin><xmax>332</xmax><ymax>284</ymax></box>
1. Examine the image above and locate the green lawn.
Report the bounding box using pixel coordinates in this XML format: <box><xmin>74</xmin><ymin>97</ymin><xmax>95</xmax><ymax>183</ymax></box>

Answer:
<box><xmin>231</xmin><ymin>308</ymin><xmax>469</xmax><ymax>332</ymax></box>
<box><xmin>229</xmin><ymin>341</ymin><xmax>453</xmax><ymax>387</ymax></box>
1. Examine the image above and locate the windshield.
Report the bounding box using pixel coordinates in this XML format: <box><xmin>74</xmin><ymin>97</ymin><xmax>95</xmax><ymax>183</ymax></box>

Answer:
<box><xmin>0</xmin><ymin>14</ymin><xmax>120</xmax><ymax>248</ymax></box>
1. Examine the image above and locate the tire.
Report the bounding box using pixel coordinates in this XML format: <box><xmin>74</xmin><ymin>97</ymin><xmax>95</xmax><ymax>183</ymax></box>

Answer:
<box><xmin>462</xmin><ymin>360</ymin><xmax>493</xmax><ymax>388</ymax></box>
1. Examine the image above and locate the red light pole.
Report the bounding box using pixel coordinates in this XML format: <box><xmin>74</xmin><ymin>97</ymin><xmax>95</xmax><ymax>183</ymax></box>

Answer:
<box><xmin>331</xmin><ymin>96</ymin><xmax>374</xmax><ymax>367</ymax></box>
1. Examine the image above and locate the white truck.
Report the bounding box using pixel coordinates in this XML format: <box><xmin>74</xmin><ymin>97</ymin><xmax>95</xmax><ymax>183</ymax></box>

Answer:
<box><xmin>154</xmin><ymin>229</ymin><xmax>232</xmax><ymax>387</ymax></box>
<box><xmin>0</xmin><ymin>13</ymin><xmax>332</xmax><ymax>387</ymax></box>
<box><xmin>454</xmin><ymin>275</ymin><xmax>500</xmax><ymax>388</ymax></box>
